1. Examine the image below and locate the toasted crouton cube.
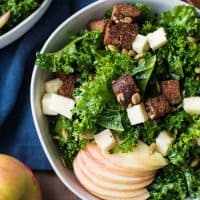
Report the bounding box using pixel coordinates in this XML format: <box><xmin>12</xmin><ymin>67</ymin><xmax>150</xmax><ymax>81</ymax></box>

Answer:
<box><xmin>94</xmin><ymin>129</ymin><xmax>116</xmax><ymax>152</ymax></box>
<box><xmin>145</xmin><ymin>96</ymin><xmax>171</xmax><ymax>119</ymax></box>
<box><xmin>112</xmin><ymin>4</ymin><xmax>141</xmax><ymax>21</ymax></box>
<box><xmin>57</xmin><ymin>74</ymin><xmax>76</xmax><ymax>98</ymax></box>
<box><xmin>88</xmin><ymin>19</ymin><xmax>107</xmax><ymax>32</ymax></box>
<box><xmin>132</xmin><ymin>34</ymin><xmax>149</xmax><ymax>54</ymax></box>
<box><xmin>161</xmin><ymin>80</ymin><xmax>181</xmax><ymax>105</ymax></box>
<box><xmin>127</xmin><ymin>103</ymin><xmax>148</xmax><ymax>126</ymax></box>
<box><xmin>147</xmin><ymin>27</ymin><xmax>168</xmax><ymax>50</ymax></box>
<box><xmin>112</xmin><ymin>75</ymin><xmax>140</xmax><ymax>107</ymax></box>
<box><xmin>104</xmin><ymin>21</ymin><xmax>139</xmax><ymax>50</ymax></box>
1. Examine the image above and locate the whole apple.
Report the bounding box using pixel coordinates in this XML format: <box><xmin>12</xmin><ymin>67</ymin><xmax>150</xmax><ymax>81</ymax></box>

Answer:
<box><xmin>0</xmin><ymin>154</ymin><xmax>41</xmax><ymax>200</ymax></box>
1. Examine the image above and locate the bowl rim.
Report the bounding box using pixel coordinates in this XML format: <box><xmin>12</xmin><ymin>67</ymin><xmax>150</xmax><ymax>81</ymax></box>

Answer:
<box><xmin>0</xmin><ymin>0</ymin><xmax>52</xmax><ymax>49</ymax></box>
<box><xmin>31</xmin><ymin>0</ymin><xmax>199</xmax><ymax>199</ymax></box>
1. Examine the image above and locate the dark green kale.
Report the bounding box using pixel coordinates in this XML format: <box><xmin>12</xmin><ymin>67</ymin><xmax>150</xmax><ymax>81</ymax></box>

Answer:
<box><xmin>0</xmin><ymin>0</ymin><xmax>42</xmax><ymax>35</ymax></box>
<box><xmin>149</xmin><ymin>165</ymin><xmax>187</xmax><ymax>200</ymax></box>
<box><xmin>53</xmin><ymin>116</ymin><xmax>86</xmax><ymax>167</ymax></box>
<box><xmin>185</xmin><ymin>169</ymin><xmax>200</xmax><ymax>199</ymax></box>
<box><xmin>97</xmin><ymin>108</ymin><xmax>124</xmax><ymax>132</ymax></box>
<box><xmin>36</xmin><ymin>30</ymin><xmax>103</xmax><ymax>78</ymax></box>
<box><xmin>72</xmin><ymin>52</ymin><xmax>137</xmax><ymax>135</ymax></box>
<box><xmin>161</xmin><ymin>109</ymin><xmax>192</xmax><ymax>134</ymax></box>
<box><xmin>167</xmin><ymin>118</ymin><xmax>200</xmax><ymax>167</ymax></box>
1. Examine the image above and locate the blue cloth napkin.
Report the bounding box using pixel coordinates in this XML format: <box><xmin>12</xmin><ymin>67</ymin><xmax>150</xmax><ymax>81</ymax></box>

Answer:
<box><xmin>0</xmin><ymin>0</ymin><xmax>96</xmax><ymax>170</ymax></box>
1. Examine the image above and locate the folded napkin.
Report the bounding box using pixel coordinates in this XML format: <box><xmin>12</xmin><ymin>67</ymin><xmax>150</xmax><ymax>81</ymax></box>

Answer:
<box><xmin>0</xmin><ymin>0</ymin><xmax>96</xmax><ymax>170</ymax></box>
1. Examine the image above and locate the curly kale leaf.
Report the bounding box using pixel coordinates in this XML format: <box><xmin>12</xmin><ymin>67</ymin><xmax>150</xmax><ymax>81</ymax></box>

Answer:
<box><xmin>36</xmin><ymin>30</ymin><xmax>103</xmax><ymax>75</ymax></box>
<box><xmin>53</xmin><ymin>116</ymin><xmax>86</xmax><ymax>166</ymax></box>
<box><xmin>0</xmin><ymin>0</ymin><xmax>42</xmax><ymax>35</ymax></box>
<box><xmin>183</xmin><ymin>77</ymin><xmax>200</xmax><ymax>97</ymax></box>
<box><xmin>134</xmin><ymin>55</ymin><xmax>156</xmax><ymax>94</ymax></box>
<box><xmin>161</xmin><ymin>109</ymin><xmax>192</xmax><ymax>134</ymax></box>
<box><xmin>149</xmin><ymin>165</ymin><xmax>187</xmax><ymax>200</ymax></box>
<box><xmin>160</xmin><ymin>5</ymin><xmax>200</xmax><ymax>36</ymax></box>
<box><xmin>185</xmin><ymin>169</ymin><xmax>200</xmax><ymax>199</ymax></box>
<box><xmin>97</xmin><ymin>108</ymin><xmax>124</xmax><ymax>132</ymax></box>
<box><xmin>167</xmin><ymin>118</ymin><xmax>200</xmax><ymax>167</ymax></box>
<box><xmin>72</xmin><ymin>52</ymin><xmax>137</xmax><ymax>135</ymax></box>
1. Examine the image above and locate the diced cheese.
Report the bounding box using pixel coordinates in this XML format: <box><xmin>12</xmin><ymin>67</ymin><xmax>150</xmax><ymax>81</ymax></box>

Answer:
<box><xmin>45</xmin><ymin>78</ymin><xmax>63</xmax><ymax>93</ymax></box>
<box><xmin>156</xmin><ymin>130</ymin><xmax>174</xmax><ymax>156</ymax></box>
<box><xmin>132</xmin><ymin>34</ymin><xmax>149</xmax><ymax>54</ymax></box>
<box><xmin>42</xmin><ymin>93</ymin><xmax>75</xmax><ymax>119</ymax></box>
<box><xmin>183</xmin><ymin>97</ymin><xmax>200</xmax><ymax>115</ymax></box>
<box><xmin>127</xmin><ymin>103</ymin><xmax>148</xmax><ymax>126</ymax></box>
<box><xmin>147</xmin><ymin>27</ymin><xmax>167</xmax><ymax>50</ymax></box>
<box><xmin>197</xmin><ymin>138</ymin><xmax>200</xmax><ymax>146</ymax></box>
<box><xmin>42</xmin><ymin>93</ymin><xmax>58</xmax><ymax>115</ymax></box>
<box><xmin>94</xmin><ymin>129</ymin><xmax>116</xmax><ymax>152</ymax></box>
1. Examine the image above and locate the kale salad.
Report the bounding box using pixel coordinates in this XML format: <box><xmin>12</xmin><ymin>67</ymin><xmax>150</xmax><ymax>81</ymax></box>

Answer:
<box><xmin>36</xmin><ymin>3</ymin><xmax>200</xmax><ymax>200</ymax></box>
<box><xmin>0</xmin><ymin>0</ymin><xmax>43</xmax><ymax>35</ymax></box>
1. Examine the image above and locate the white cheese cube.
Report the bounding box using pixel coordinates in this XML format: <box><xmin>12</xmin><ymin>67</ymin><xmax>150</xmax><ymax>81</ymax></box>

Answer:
<box><xmin>51</xmin><ymin>93</ymin><xmax>75</xmax><ymax>119</ymax></box>
<box><xmin>183</xmin><ymin>97</ymin><xmax>200</xmax><ymax>115</ymax></box>
<box><xmin>42</xmin><ymin>93</ymin><xmax>58</xmax><ymax>115</ymax></box>
<box><xmin>197</xmin><ymin>138</ymin><xmax>200</xmax><ymax>146</ymax></box>
<box><xmin>94</xmin><ymin>129</ymin><xmax>116</xmax><ymax>152</ymax></box>
<box><xmin>156</xmin><ymin>130</ymin><xmax>174</xmax><ymax>156</ymax></box>
<box><xmin>147</xmin><ymin>27</ymin><xmax>167</xmax><ymax>50</ymax></box>
<box><xmin>42</xmin><ymin>93</ymin><xmax>75</xmax><ymax>119</ymax></box>
<box><xmin>132</xmin><ymin>34</ymin><xmax>149</xmax><ymax>54</ymax></box>
<box><xmin>45</xmin><ymin>78</ymin><xmax>63</xmax><ymax>93</ymax></box>
<box><xmin>127</xmin><ymin>103</ymin><xmax>148</xmax><ymax>126</ymax></box>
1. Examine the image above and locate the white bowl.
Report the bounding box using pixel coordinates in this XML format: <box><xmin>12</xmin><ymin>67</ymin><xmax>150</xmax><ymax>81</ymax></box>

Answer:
<box><xmin>0</xmin><ymin>0</ymin><xmax>52</xmax><ymax>49</ymax></box>
<box><xmin>31</xmin><ymin>0</ymin><xmax>194</xmax><ymax>199</ymax></box>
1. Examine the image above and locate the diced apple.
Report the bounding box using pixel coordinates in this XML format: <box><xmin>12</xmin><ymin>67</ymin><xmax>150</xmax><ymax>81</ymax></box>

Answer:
<box><xmin>132</xmin><ymin>34</ymin><xmax>149</xmax><ymax>54</ymax></box>
<box><xmin>197</xmin><ymin>138</ymin><xmax>200</xmax><ymax>146</ymax></box>
<box><xmin>183</xmin><ymin>97</ymin><xmax>200</xmax><ymax>114</ymax></box>
<box><xmin>42</xmin><ymin>93</ymin><xmax>75</xmax><ymax>119</ymax></box>
<box><xmin>94</xmin><ymin>129</ymin><xmax>116</xmax><ymax>152</ymax></box>
<box><xmin>45</xmin><ymin>78</ymin><xmax>63</xmax><ymax>93</ymax></box>
<box><xmin>127</xmin><ymin>103</ymin><xmax>148</xmax><ymax>126</ymax></box>
<box><xmin>42</xmin><ymin>93</ymin><xmax>58</xmax><ymax>115</ymax></box>
<box><xmin>156</xmin><ymin>130</ymin><xmax>174</xmax><ymax>156</ymax></box>
<box><xmin>147</xmin><ymin>27</ymin><xmax>167</xmax><ymax>50</ymax></box>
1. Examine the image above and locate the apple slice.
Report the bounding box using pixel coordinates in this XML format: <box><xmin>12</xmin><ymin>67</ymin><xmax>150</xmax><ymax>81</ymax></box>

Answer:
<box><xmin>73</xmin><ymin>157</ymin><xmax>148</xmax><ymax>199</ymax></box>
<box><xmin>77</xmin><ymin>152</ymin><xmax>154</xmax><ymax>191</ymax></box>
<box><xmin>79</xmin><ymin>150</ymin><xmax>155</xmax><ymax>184</ymax></box>
<box><xmin>85</xmin><ymin>143</ymin><xmax>156</xmax><ymax>174</ymax></box>
<box><xmin>105</xmin><ymin>141</ymin><xmax>167</xmax><ymax>171</ymax></box>
<box><xmin>77</xmin><ymin>156</ymin><xmax>154</xmax><ymax>192</ymax></box>
<box><xmin>96</xmin><ymin>191</ymin><xmax>150</xmax><ymax>200</ymax></box>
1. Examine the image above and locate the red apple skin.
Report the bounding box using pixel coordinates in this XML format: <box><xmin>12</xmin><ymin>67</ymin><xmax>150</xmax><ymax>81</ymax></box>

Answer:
<box><xmin>0</xmin><ymin>155</ymin><xmax>41</xmax><ymax>200</ymax></box>
<box><xmin>0</xmin><ymin>155</ymin><xmax>27</xmax><ymax>200</ymax></box>
<box><xmin>22</xmin><ymin>164</ymin><xmax>42</xmax><ymax>200</ymax></box>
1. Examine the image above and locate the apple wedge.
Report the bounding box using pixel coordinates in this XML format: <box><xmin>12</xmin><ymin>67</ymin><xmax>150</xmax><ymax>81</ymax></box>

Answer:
<box><xmin>73</xmin><ymin>157</ymin><xmax>148</xmax><ymax>199</ymax></box>
<box><xmin>85</xmin><ymin>143</ymin><xmax>156</xmax><ymax>174</ymax></box>
<box><xmin>79</xmin><ymin>150</ymin><xmax>155</xmax><ymax>184</ymax></box>
<box><xmin>104</xmin><ymin>141</ymin><xmax>167</xmax><ymax>171</ymax></box>
<box><xmin>77</xmin><ymin>152</ymin><xmax>154</xmax><ymax>191</ymax></box>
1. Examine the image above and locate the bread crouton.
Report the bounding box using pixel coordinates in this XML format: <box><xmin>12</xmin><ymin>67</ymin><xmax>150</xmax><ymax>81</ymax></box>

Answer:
<box><xmin>104</xmin><ymin>21</ymin><xmax>139</xmax><ymax>50</ymax></box>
